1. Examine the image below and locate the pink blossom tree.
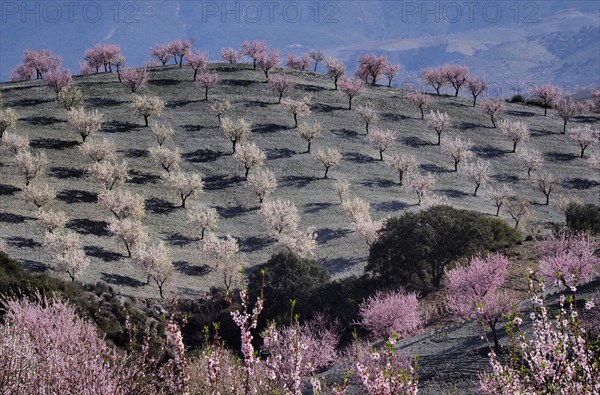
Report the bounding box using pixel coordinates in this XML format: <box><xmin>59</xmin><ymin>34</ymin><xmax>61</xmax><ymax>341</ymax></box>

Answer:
<box><xmin>463</xmin><ymin>159</ymin><xmax>491</xmax><ymax>196</ymax></box>
<box><xmin>338</xmin><ymin>78</ymin><xmax>364</xmax><ymax>110</ymax></box>
<box><xmin>233</xmin><ymin>142</ymin><xmax>266</xmax><ymax>178</ymax></box>
<box><xmin>82</xmin><ymin>43</ymin><xmax>123</xmax><ymax>73</ymax></box>
<box><xmin>260</xmin><ymin>199</ymin><xmax>300</xmax><ymax>235</ymax></box>
<box><xmin>356</xmin><ymin>102</ymin><xmax>379</xmax><ymax>134</ymax></box>
<box><xmin>446</xmin><ymin>253</ymin><xmax>512</xmax><ymax>350</ymax></box>
<box><xmin>132</xmin><ymin>241</ymin><xmax>173</xmax><ymax>297</ymax></box>
<box><xmin>441</xmin><ymin>64</ymin><xmax>470</xmax><ymax>97</ymax></box>
<box><xmin>467</xmin><ymin>77</ymin><xmax>488</xmax><ymax>106</ymax></box>
<box><xmin>487</xmin><ymin>184</ymin><xmax>514</xmax><ymax>216</ymax></box>
<box><xmin>241</xmin><ymin>40</ymin><xmax>267</xmax><ymax>70</ymax></box>
<box><xmin>45</xmin><ymin>68</ymin><xmax>72</xmax><ymax>100</ymax></box>
<box><xmin>43</xmin><ymin>230</ymin><xmax>91</xmax><ymax>281</ymax></box>
<box><xmin>13</xmin><ymin>49</ymin><xmax>61</xmax><ymax>80</ymax></box>
<box><xmin>285</xmin><ymin>53</ymin><xmax>310</xmax><ymax>71</ymax></box>
<box><xmin>308</xmin><ymin>50</ymin><xmax>325</xmax><ymax>72</ymax></box>
<box><xmin>422</xmin><ymin>66</ymin><xmax>449</xmax><ymax>95</ymax></box>
<box><xmin>325</xmin><ymin>57</ymin><xmax>346</xmax><ymax>90</ymax></box>
<box><xmin>517</xmin><ymin>148</ymin><xmax>544</xmax><ymax>178</ymax></box>
<box><xmin>88</xmin><ymin>160</ymin><xmax>128</xmax><ymax>190</ymax></box>
<box><xmin>167</xmin><ymin>39</ymin><xmax>192</xmax><ymax>67</ymax></box>
<box><xmin>539</xmin><ymin>231</ymin><xmax>599</xmax><ymax>291</ymax></box>
<box><xmin>107</xmin><ymin>217</ymin><xmax>148</xmax><ymax>257</ymax></box>
<box><xmin>569</xmin><ymin>124</ymin><xmax>598</xmax><ymax>157</ymax></box>
<box><xmin>480</xmin><ymin>98</ymin><xmax>504</xmax><ymax>128</ymax></box>
<box><xmin>389</xmin><ymin>153</ymin><xmax>418</xmax><ymax>185</ymax></box>
<box><xmin>367</xmin><ymin>128</ymin><xmax>396</xmax><ymax>161</ymax></box>
<box><xmin>531</xmin><ymin>83</ymin><xmax>561</xmax><ymax>116</ymax></box>
<box><xmin>257</xmin><ymin>49</ymin><xmax>280</xmax><ymax>80</ymax></box>
<box><xmin>357</xmin><ymin>53</ymin><xmax>389</xmax><ymax>85</ymax></box>
<box><xmin>221</xmin><ymin>47</ymin><xmax>242</xmax><ymax>64</ymax></box>
<box><xmin>151</xmin><ymin>44</ymin><xmax>172</xmax><ymax>65</ymax></box>
<box><xmin>443</xmin><ymin>136</ymin><xmax>473</xmax><ymax>171</ymax></box>
<box><xmin>314</xmin><ymin>148</ymin><xmax>342</xmax><ymax>178</ymax></box>
<box><xmin>555</xmin><ymin>98</ymin><xmax>584</xmax><ymax>133</ymax></box>
<box><xmin>532</xmin><ymin>170</ymin><xmax>557</xmax><ymax>205</ymax></box>
<box><xmin>161</xmin><ymin>170</ymin><xmax>204</xmax><ymax>208</ymax></box>
<box><xmin>121</xmin><ymin>67</ymin><xmax>149</xmax><ymax>93</ymax></box>
<box><xmin>358</xmin><ymin>289</ymin><xmax>424</xmax><ymax>339</ymax></box>
<box><xmin>186</xmin><ymin>206</ymin><xmax>219</xmax><ymax>240</ymax></box>
<box><xmin>410</xmin><ymin>172</ymin><xmax>436</xmax><ymax>204</ymax></box>
<box><xmin>246</xmin><ymin>168</ymin><xmax>277</xmax><ymax>204</ymax></box>
<box><xmin>185</xmin><ymin>50</ymin><xmax>209</xmax><ymax>81</ymax></box>
<box><xmin>426</xmin><ymin>110</ymin><xmax>451</xmax><ymax>145</ymax></box>
<box><xmin>480</xmin><ymin>284</ymin><xmax>599</xmax><ymax>394</ymax></box>
<box><xmin>406</xmin><ymin>91</ymin><xmax>429</xmax><ymax>119</ymax></box>
<box><xmin>268</xmin><ymin>74</ymin><xmax>295</xmax><ymax>103</ymax></box>
<box><xmin>296</xmin><ymin>120</ymin><xmax>321</xmax><ymax>153</ymax></box>
<box><xmin>384</xmin><ymin>64</ymin><xmax>400</xmax><ymax>87</ymax></box>
<box><xmin>197</xmin><ymin>72</ymin><xmax>219</xmax><ymax>100</ymax></box>
<box><xmin>498</xmin><ymin>119</ymin><xmax>529</xmax><ymax>153</ymax></box>
<box><xmin>505</xmin><ymin>196</ymin><xmax>531</xmax><ymax>229</ymax></box>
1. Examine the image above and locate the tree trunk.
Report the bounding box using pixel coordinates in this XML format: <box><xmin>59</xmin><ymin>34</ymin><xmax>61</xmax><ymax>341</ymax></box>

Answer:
<box><xmin>454</xmin><ymin>88</ymin><xmax>459</xmax><ymax>97</ymax></box>
<box><xmin>244</xmin><ymin>166</ymin><xmax>250</xmax><ymax>179</ymax></box>
<box><xmin>205</xmin><ymin>88</ymin><xmax>209</xmax><ymax>101</ymax></box>
<box><xmin>581</xmin><ymin>146</ymin><xmax>586</xmax><ymax>158</ymax></box>
<box><xmin>491</xmin><ymin>325</ymin><xmax>500</xmax><ymax>352</ymax></box>
<box><xmin>307</xmin><ymin>141</ymin><xmax>311</xmax><ymax>153</ymax></box>
<box><xmin>491</xmin><ymin>116</ymin><xmax>496</xmax><ymax>128</ymax></box>
<box><xmin>253</xmin><ymin>59</ymin><xmax>257</xmax><ymax>70</ymax></box>
<box><xmin>545</xmin><ymin>193</ymin><xmax>550</xmax><ymax>205</ymax></box>
<box><xmin>293</xmin><ymin>114</ymin><xmax>298</xmax><ymax>128</ymax></box>
<box><xmin>232</xmin><ymin>140</ymin><xmax>237</xmax><ymax>154</ymax></box>
<box><xmin>324</xmin><ymin>166</ymin><xmax>330</xmax><ymax>179</ymax></box>
<box><xmin>379</xmin><ymin>150</ymin><xmax>384</xmax><ymax>161</ymax></box>
<box><xmin>399</xmin><ymin>171</ymin><xmax>404</xmax><ymax>186</ymax></box>
<box><xmin>144</xmin><ymin>115</ymin><xmax>149</xmax><ymax>127</ymax></box>
<box><xmin>454</xmin><ymin>160</ymin><xmax>459</xmax><ymax>172</ymax></box>
<box><xmin>124</xmin><ymin>241</ymin><xmax>132</xmax><ymax>257</ymax></box>
<box><xmin>562</xmin><ymin>119</ymin><xmax>567</xmax><ymax>134</ymax></box>
<box><xmin>437</xmin><ymin>132</ymin><xmax>441</xmax><ymax>146</ymax></box>
<box><xmin>435</xmin><ymin>87</ymin><xmax>440</xmax><ymax>95</ymax></box>
<box><xmin>334</xmin><ymin>77</ymin><xmax>338</xmax><ymax>90</ymax></box>
<box><xmin>387</xmin><ymin>78</ymin><xmax>392</xmax><ymax>88</ymax></box>
<box><xmin>473</xmin><ymin>183</ymin><xmax>481</xmax><ymax>197</ymax></box>
<box><xmin>313</xmin><ymin>62</ymin><xmax>318</xmax><ymax>73</ymax></box>
<box><xmin>278</xmin><ymin>91</ymin><xmax>283</xmax><ymax>104</ymax></box>
<box><xmin>193</xmin><ymin>69</ymin><xmax>198</xmax><ymax>81</ymax></box>
<box><xmin>365</xmin><ymin>122</ymin><xmax>369</xmax><ymax>135</ymax></box>
<box><xmin>472</xmin><ymin>95</ymin><xmax>477</xmax><ymax>107</ymax></box>
<box><xmin>181</xmin><ymin>193</ymin><xmax>188</xmax><ymax>208</ymax></box>
<box><xmin>512</xmin><ymin>141</ymin><xmax>517</xmax><ymax>153</ymax></box>
<box><xmin>544</xmin><ymin>106</ymin><xmax>547</xmax><ymax>116</ymax></box>
<box><xmin>200</xmin><ymin>228</ymin><xmax>205</xmax><ymax>240</ymax></box>
<box><xmin>495</xmin><ymin>204</ymin><xmax>501</xmax><ymax>216</ymax></box>
<box><xmin>348</xmin><ymin>97</ymin><xmax>353</xmax><ymax>110</ymax></box>
<box><xmin>420</xmin><ymin>106</ymin><xmax>424</xmax><ymax>120</ymax></box>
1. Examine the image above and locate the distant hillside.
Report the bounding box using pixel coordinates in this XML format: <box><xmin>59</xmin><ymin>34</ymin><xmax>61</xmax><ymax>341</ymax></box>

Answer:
<box><xmin>1</xmin><ymin>1</ymin><xmax>598</xmax><ymax>92</ymax></box>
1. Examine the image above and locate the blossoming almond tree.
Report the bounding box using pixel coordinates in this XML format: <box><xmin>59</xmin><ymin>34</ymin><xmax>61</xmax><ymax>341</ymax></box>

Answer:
<box><xmin>44</xmin><ymin>68</ymin><xmax>72</xmax><ymax>100</ymax></box>
<box><xmin>23</xmin><ymin>183</ymin><xmax>56</xmax><ymax>210</ymax></box>
<box><xmin>150</xmin><ymin>122</ymin><xmax>175</xmax><ymax>147</ymax></box>
<box><xmin>14</xmin><ymin>150</ymin><xmax>48</xmax><ymax>186</ymax></box>
<box><xmin>185</xmin><ymin>50</ymin><xmax>208</xmax><ymax>81</ymax></box>
<box><xmin>441</xmin><ymin>64</ymin><xmax>470</xmax><ymax>97</ymax></box>
<box><xmin>367</xmin><ymin>128</ymin><xmax>395</xmax><ymax>161</ymax></box>
<box><xmin>43</xmin><ymin>230</ymin><xmax>91</xmax><ymax>282</ymax></box>
<box><xmin>531</xmin><ymin>83</ymin><xmax>561</xmax><ymax>116</ymax></box>
<box><xmin>221</xmin><ymin>47</ymin><xmax>242</xmax><ymax>64</ymax></box>
<box><xmin>410</xmin><ymin>172</ymin><xmax>436</xmax><ymax>204</ymax></box>
<box><xmin>443</xmin><ymin>136</ymin><xmax>473</xmax><ymax>171</ymax></box>
<box><xmin>356</xmin><ymin>102</ymin><xmax>379</xmax><ymax>134</ymax></box>
<box><xmin>161</xmin><ymin>171</ymin><xmax>204</xmax><ymax>208</ymax></box>
<box><xmin>569</xmin><ymin>124</ymin><xmax>599</xmax><ymax>157</ymax></box>
<box><xmin>197</xmin><ymin>72</ymin><xmax>219</xmax><ymax>100</ymax></box>
<box><xmin>338</xmin><ymin>78</ymin><xmax>364</xmax><ymax>110</ymax></box>
<box><xmin>233</xmin><ymin>142</ymin><xmax>266</xmax><ymax>178</ymax></box>
<box><xmin>132</xmin><ymin>241</ymin><xmax>173</xmax><ymax>298</ymax></box>
<box><xmin>246</xmin><ymin>168</ymin><xmax>277</xmax><ymax>204</ymax></box>
<box><xmin>406</xmin><ymin>91</ymin><xmax>429</xmax><ymax>120</ymax></box>
<box><xmin>37</xmin><ymin>209</ymin><xmax>67</xmax><ymax>233</ymax></box>
<box><xmin>467</xmin><ymin>77</ymin><xmax>487</xmax><ymax>106</ymax></box>
<box><xmin>260</xmin><ymin>199</ymin><xmax>300</xmax><ymax>235</ymax></box>
<box><xmin>498</xmin><ymin>119</ymin><xmax>529</xmax><ymax>153</ymax></box>
<box><xmin>186</xmin><ymin>206</ymin><xmax>219</xmax><ymax>240</ymax></box>
<box><xmin>88</xmin><ymin>160</ymin><xmax>128</xmax><ymax>190</ymax></box>
<box><xmin>120</xmin><ymin>67</ymin><xmax>149</xmax><ymax>93</ymax></box>
<box><xmin>325</xmin><ymin>57</ymin><xmax>346</xmax><ymax>90</ymax></box>
<box><xmin>422</xmin><ymin>66</ymin><xmax>448</xmax><ymax>95</ymax></box>
<box><xmin>78</xmin><ymin>138</ymin><xmax>116</xmax><ymax>163</ymax></box>
<box><xmin>221</xmin><ymin>117</ymin><xmax>251</xmax><ymax>153</ymax></box>
<box><xmin>67</xmin><ymin>108</ymin><xmax>103</xmax><ymax>143</ymax></box>
<box><xmin>487</xmin><ymin>183</ymin><xmax>514</xmax><ymax>216</ymax></box>
<box><xmin>308</xmin><ymin>50</ymin><xmax>325</xmax><ymax>72</ymax></box>
<box><xmin>532</xmin><ymin>170</ymin><xmax>558</xmax><ymax>205</ymax></box>
<box><xmin>97</xmin><ymin>189</ymin><xmax>145</xmax><ymax>220</ymax></box>
<box><xmin>388</xmin><ymin>153</ymin><xmax>418</xmax><ymax>186</ymax></box>
<box><xmin>463</xmin><ymin>159</ymin><xmax>491</xmax><ymax>196</ymax></box>
<box><xmin>268</xmin><ymin>74</ymin><xmax>294</xmax><ymax>103</ymax></box>
<box><xmin>296</xmin><ymin>120</ymin><xmax>321</xmax><ymax>153</ymax></box>
<box><xmin>281</xmin><ymin>96</ymin><xmax>311</xmax><ymax>128</ymax></box>
<box><xmin>107</xmin><ymin>217</ymin><xmax>149</xmax><ymax>257</ymax></box>
<box><xmin>151</xmin><ymin>44</ymin><xmax>172</xmax><ymax>65</ymax></box>
<box><xmin>426</xmin><ymin>110</ymin><xmax>451</xmax><ymax>145</ymax></box>
<box><xmin>333</xmin><ymin>179</ymin><xmax>350</xmax><ymax>203</ymax></box>
<box><xmin>0</xmin><ymin>108</ymin><xmax>18</xmax><ymax>140</ymax></box>
<box><xmin>209</xmin><ymin>99</ymin><xmax>231</xmax><ymax>124</ymax></box>
<box><xmin>556</xmin><ymin>98</ymin><xmax>584</xmax><ymax>133</ymax></box>
<box><xmin>358</xmin><ymin>289</ymin><xmax>424</xmax><ymax>339</ymax></box>
<box><xmin>314</xmin><ymin>148</ymin><xmax>342</xmax><ymax>178</ymax></box>
<box><xmin>132</xmin><ymin>94</ymin><xmax>164</xmax><ymax>127</ymax></box>
<box><xmin>480</xmin><ymin>98</ymin><xmax>503</xmax><ymax>128</ymax></box>
<box><xmin>149</xmin><ymin>146</ymin><xmax>181</xmax><ymax>174</ymax></box>
<box><xmin>2</xmin><ymin>132</ymin><xmax>29</xmax><ymax>154</ymax></box>
<box><xmin>202</xmin><ymin>233</ymin><xmax>242</xmax><ymax>293</ymax></box>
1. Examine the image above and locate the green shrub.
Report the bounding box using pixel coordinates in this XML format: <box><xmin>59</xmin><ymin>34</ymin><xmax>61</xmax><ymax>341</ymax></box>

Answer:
<box><xmin>510</xmin><ymin>94</ymin><xmax>525</xmax><ymax>103</ymax></box>
<box><xmin>485</xmin><ymin>217</ymin><xmax>522</xmax><ymax>250</ymax></box>
<box><xmin>565</xmin><ymin>203</ymin><xmax>600</xmax><ymax>235</ymax></box>
<box><xmin>366</xmin><ymin>206</ymin><xmax>519</xmax><ymax>292</ymax></box>
<box><xmin>248</xmin><ymin>252</ymin><xmax>330</xmax><ymax>325</ymax></box>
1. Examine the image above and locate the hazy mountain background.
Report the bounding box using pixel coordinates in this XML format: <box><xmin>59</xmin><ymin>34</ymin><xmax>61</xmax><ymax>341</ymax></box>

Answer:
<box><xmin>1</xmin><ymin>0</ymin><xmax>599</xmax><ymax>95</ymax></box>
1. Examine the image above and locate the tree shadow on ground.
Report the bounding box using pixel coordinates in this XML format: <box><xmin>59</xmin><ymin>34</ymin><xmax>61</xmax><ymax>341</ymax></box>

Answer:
<box><xmin>174</xmin><ymin>261</ymin><xmax>211</xmax><ymax>276</ymax></box>
<box><xmin>561</xmin><ymin>178</ymin><xmax>597</xmax><ymax>190</ymax></box>
<box><xmin>319</xmin><ymin>256</ymin><xmax>364</xmax><ymax>275</ymax></box>
<box><xmin>221</xmin><ymin>79</ymin><xmax>253</xmax><ymax>87</ymax></box>
<box><xmin>128</xmin><ymin>170</ymin><xmax>160</xmax><ymax>185</ymax></box>
<box><xmin>204</xmin><ymin>175</ymin><xmax>241</xmax><ymax>190</ymax></box>
<box><xmin>279</xmin><ymin>175</ymin><xmax>316</xmax><ymax>188</ymax></box>
<box><xmin>57</xmin><ymin>189</ymin><xmax>97</xmax><ymax>204</ymax></box>
<box><xmin>22</xmin><ymin>116</ymin><xmax>64</xmax><ymax>125</ymax></box>
<box><xmin>166</xmin><ymin>99</ymin><xmax>201</xmax><ymax>108</ymax></box>
<box><xmin>101</xmin><ymin>272</ymin><xmax>145</xmax><ymax>288</ymax></box>
<box><xmin>344</xmin><ymin>152</ymin><xmax>375</xmax><ymax>164</ymax></box>
<box><xmin>0</xmin><ymin>213</ymin><xmax>30</xmax><ymax>224</ymax></box>
<box><xmin>67</xmin><ymin>219</ymin><xmax>111</xmax><ymax>236</ymax></box>
<box><xmin>164</xmin><ymin>233</ymin><xmax>198</xmax><ymax>247</ymax></box>
<box><xmin>181</xmin><ymin>124</ymin><xmax>203</xmax><ymax>132</ymax></box>
<box><xmin>84</xmin><ymin>245</ymin><xmax>122</xmax><ymax>262</ymax></box>
<box><xmin>331</xmin><ymin>128</ymin><xmax>360</xmax><ymax>140</ymax></box>
<box><xmin>215</xmin><ymin>205</ymin><xmax>254</xmax><ymax>219</ymax></box>
<box><xmin>148</xmin><ymin>78</ymin><xmax>181</xmax><ymax>87</ymax></box>
<box><xmin>21</xmin><ymin>259</ymin><xmax>49</xmax><ymax>273</ymax></box>
<box><xmin>438</xmin><ymin>188</ymin><xmax>471</xmax><ymax>199</ymax></box>
<box><xmin>239</xmin><ymin>235</ymin><xmax>272</xmax><ymax>253</ymax></box>
<box><xmin>304</xmin><ymin>202</ymin><xmax>334</xmax><ymax>214</ymax></box>
<box><xmin>30</xmin><ymin>138</ymin><xmax>78</xmax><ymax>150</ymax></box>
<box><xmin>9</xmin><ymin>98</ymin><xmax>53</xmax><ymax>107</ymax></box>
<box><xmin>456</xmin><ymin>122</ymin><xmax>480</xmax><ymax>130</ymax></box>
<box><xmin>182</xmin><ymin>149</ymin><xmax>223</xmax><ymax>163</ymax></box>
<box><xmin>6</xmin><ymin>236</ymin><xmax>41</xmax><ymax>248</ymax></box>
<box><xmin>103</xmin><ymin>120</ymin><xmax>139</xmax><ymax>133</ymax></box>
<box><xmin>419</xmin><ymin>163</ymin><xmax>453</xmax><ymax>173</ymax></box>
<box><xmin>402</xmin><ymin>136</ymin><xmax>430</xmax><ymax>147</ymax></box>
<box><xmin>506</xmin><ymin>110</ymin><xmax>536</xmax><ymax>117</ymax></box>
<box><xmin>85</xmin><ymin>97</ymin><xmax>123</xmax><ymax>108</ymax></box>
<box><xmin>267</xmin><ymin>147</ymin><xmax>295</xmax><ymax>159</ymax></box>
<box><xmin>312</xmin><ymin>103</ymin><xmax>343</xmax><ymax>113</ymax></box>
<box><xmin>244</xmin><ymin>100</ymin><xmax>270</xmax><ymax>108</ymax></box>
<box><xmin>123</xmin><ymin>148</ymin><xmax>148</xmax><ymax>158</ymax></box>
<box><xmin>492</xmin><ymin>173</ymin><xmax>521</xmax><ymax>184</ymax></box>
<box><xmin>530</xmin><ymin>128</ymin><xmax>555</xmax><ymax>137</ymax></box>
<box><xmin>317</xmin><ymin>227</ymin><xmax>351</xmax><ymax>243</ymax></box>
<box><xmin>48</xmin><ymin>166</ymin><xmax>87</xmax><ymax>179</ymax></box>
<box><xmin>360</xmin><ymin>178</ymin><xmax>396</xmax><ymax>189</ymax></box>
<box><xmin>145</xmin><ymin>197</ymin><xmax>179</xmax><ymax>214</ymax></box>
<box><xmin>0</xmin><ymin>184</ymin><xmax>21</xmax><ymax>196</ymax></box>
<box><xmin>253</xmin><ymin>123</ymin><xmax>284</xmax><ymax>134</ymax></box>
<box><xmin>544</xmin><ymin>151</ymin><xmax>577</xmax><ymax>162</ymax></box>
<box><xmin>373</xmin><ymin>200</ymin><xmax>411</xmax><ymax>212</ymax></box>
<box><xmin>381</xmin><ymin>112</ymin><xmax>408</xmax><ymax>122</ymax></box>
<box><xmin>472</xmin><ymin>145</ymin><xmax>508</xmax><ymax>159</ymax></box>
